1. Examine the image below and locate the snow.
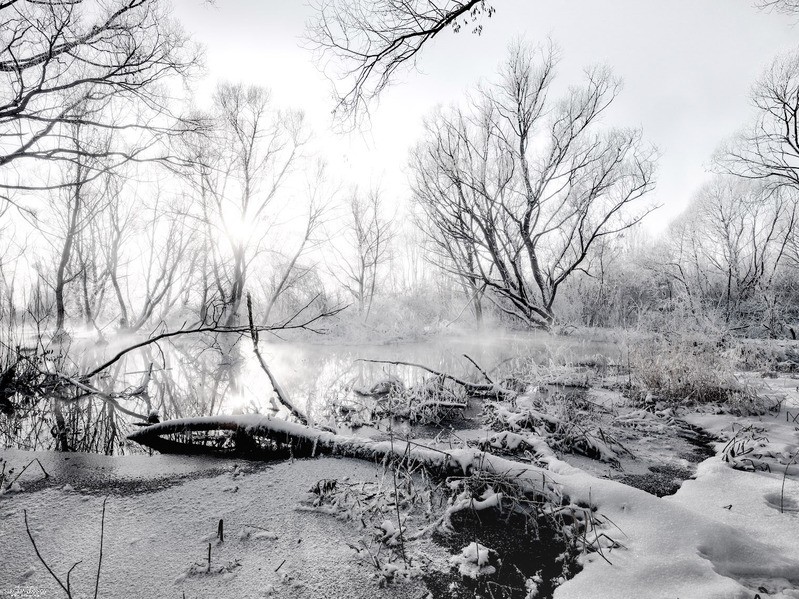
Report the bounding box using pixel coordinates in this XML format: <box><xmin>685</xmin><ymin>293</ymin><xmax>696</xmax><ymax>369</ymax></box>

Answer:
<box><xmin>2</xmin><ymin>373</ymin><xmax>799</xmax><ymax>598</ymax></box>
<box><xmin>0</xmin><ymin>451</ymin><xmax>431</xmax><ymax>599</ymax></box>
<box><xmin>552</xmin><ymin>374</ymin><xmax>799</xmax><ymax>599</ymax></box>
<box><xmin>378</xmin><ymin>520</ymin><xmax>404</xmax><ymax>546</ymax></box>
<box><xmin>551</xmin><ymin>452</ymin><xmax>799</xmax><ymax>598</ymax></box>
<box><xmin>449</xmin><ymin>542</ymin><xmax>497</xmax><ymax>579</ymax></box>
<box><xmin>0</xmin><ymin>481</ymin><xmax>22</xmax><ymax>495</ymax></box>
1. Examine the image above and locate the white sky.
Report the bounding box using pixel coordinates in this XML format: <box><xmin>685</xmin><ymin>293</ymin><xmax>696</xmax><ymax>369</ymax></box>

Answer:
<box><xmin>170</xmin><ymin>0</ymin><xmax>799</xmax><ymax>234</ymax></box>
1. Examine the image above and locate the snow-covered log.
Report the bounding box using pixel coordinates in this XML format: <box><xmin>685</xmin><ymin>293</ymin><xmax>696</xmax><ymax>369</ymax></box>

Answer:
<box><xmin>127</xmin><ymin>415</ymin><xmax>560</xmax><ymax>500</ymax></box>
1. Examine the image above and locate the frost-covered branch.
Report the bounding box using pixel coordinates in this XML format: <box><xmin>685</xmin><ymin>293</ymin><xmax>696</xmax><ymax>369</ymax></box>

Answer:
<box><xmin>307</xmin><ymin>0</ymin><xmax>494</xmax><ymax>124</ymax></box>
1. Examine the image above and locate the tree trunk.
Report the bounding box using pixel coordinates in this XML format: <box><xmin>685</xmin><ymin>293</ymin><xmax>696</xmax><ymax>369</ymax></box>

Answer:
<box><xmin>54</xmin><ymin>176</ymin><xmax>83</xmax><ymax>334</ymax></box>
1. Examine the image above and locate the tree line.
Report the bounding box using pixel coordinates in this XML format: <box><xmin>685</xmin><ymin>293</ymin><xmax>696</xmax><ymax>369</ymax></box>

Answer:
<box><xmin>1</xmin><ymin>0</ymin><xmax>798</xmax><ymax>340</ymax></box>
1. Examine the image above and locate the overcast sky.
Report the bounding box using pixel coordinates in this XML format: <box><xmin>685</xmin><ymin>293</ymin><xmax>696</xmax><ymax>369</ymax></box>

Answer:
<box><xmin>170</xmin><ymin>0</ymin><xmax>799</xmax><ymax>234</ymax></box>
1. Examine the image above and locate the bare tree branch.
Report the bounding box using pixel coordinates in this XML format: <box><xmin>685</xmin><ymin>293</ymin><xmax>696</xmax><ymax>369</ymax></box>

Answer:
<box><xmin>757</xmin><ymin>0</ymin><xmax>799</xmax><ymax>14</ymax></box>
<box><xmin>0</xmin><ymin>0</ymin><xmax>203</xmax><ymax>188</ymax></box>
<box><xmin>306</xmin><ymin>0</ymin><xmax>494</xmax><ymax>125</ymax></box>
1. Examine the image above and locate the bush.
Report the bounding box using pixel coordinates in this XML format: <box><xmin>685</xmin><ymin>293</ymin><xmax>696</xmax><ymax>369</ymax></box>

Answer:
<box><xmin>624</xmin><ymin>307</ymin><xmax>763</xmax><ymax>410</ymax></box>
<box><xmin>628</xmin><ymin>332</ymin><xmax>743</xmax><ymax>403</ymax></box>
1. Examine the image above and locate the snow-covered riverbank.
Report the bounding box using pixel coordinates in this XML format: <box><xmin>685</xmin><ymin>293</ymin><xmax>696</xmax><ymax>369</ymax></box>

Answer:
<box><xmin>2</xmin><ymin>375</ymin><xmax>798</xmax><ymax>599</ymax></box>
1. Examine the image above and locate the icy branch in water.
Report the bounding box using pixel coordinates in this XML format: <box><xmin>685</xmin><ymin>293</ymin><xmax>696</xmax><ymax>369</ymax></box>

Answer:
<box><xmin>247</xmin><ymin>293</ymin><xmax>309</xmax><ymax>425</ymax></box>
<box><xmin>356</xmin><ymin>358</ymin><xmax>514</xmax><ymax>398</ymax></box>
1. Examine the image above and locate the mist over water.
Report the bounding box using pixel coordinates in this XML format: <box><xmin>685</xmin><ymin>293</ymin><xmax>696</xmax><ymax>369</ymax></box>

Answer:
<box><xmin>1</xmin><ymin>325</ymin><xmax>618</xmax><ymax>452</ymax></box>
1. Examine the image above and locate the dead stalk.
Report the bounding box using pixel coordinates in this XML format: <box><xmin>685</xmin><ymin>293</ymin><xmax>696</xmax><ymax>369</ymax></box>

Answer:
<box><xmin>94</xmin><ymin>497</ymin><xmax>107</xmax><ymax>599</ymax></box>
<box><xmin>781</xmin><ymin>450</ymin><xmax>798</xmax><ymax>514</ymax></box>
<box><xmin>24</xmin><ymin>496</ymin><xmax>108</xmax><ymax>599</ymax></box>
<box><xmin>24</xmin><ymin>509</ymin><xmax>74</xmax><ymax>598</ymax></box>
<box><xmin>387</xmin><ymin>401</ymin><xmax>409</xmax><ymax>567</ymax></box>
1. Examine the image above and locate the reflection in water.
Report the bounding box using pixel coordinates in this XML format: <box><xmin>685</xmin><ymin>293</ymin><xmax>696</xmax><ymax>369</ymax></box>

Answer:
<box><xmin>264</xmin><ymin>331</ymin><xmax>618</xmax><ymax>423</ymax></box>
<box><xmin>0</xmin><ymin>328</ymin><xmax>619</xmax><ymax>454</ymax></box>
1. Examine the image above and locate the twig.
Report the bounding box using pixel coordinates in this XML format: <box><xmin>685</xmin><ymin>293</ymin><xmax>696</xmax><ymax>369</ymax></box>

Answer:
<box><xmin>66</xmin><ymin>561</ymin><xmax>82</xmax><ymax>597</ymax></box>
<box><xmin>82</xmin><ymin>304</ymin><xmax>346</xmax><ymax>380</ymax></box>
<box><xmin>5</xmin><ymin>457</ymin><xmax>49</xmax><ymax>490</ymax></box>
<box><xmin>356</xmin><ymin>358</ymin><xmax>505</xmax><ymax>396</ymax></box>
<box><xmin>463</xmin><ymin>354</ymin><xmax>494</xmax><ymax>384</ymax></box>
<box><xmin>24</xmin><ymin>509</ymin><xmax>72</xmax><ymax>597</ymax></box>
<box><xmin>94</xmin><ymin>497</ymin><xmax>107</xmax><ymax>599</ymax></box>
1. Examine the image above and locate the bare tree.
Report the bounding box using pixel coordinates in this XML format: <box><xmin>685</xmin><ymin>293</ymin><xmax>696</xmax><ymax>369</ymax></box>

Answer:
<box><xmin>75</xmin><ymin>212</ymin><xmax>109</xmax><ymax>332</ymax></box>
<box><xmin>101</xmin><ymin>184</ymin><xmax>195</xmax><ymax>333</ymax></box>
<box><xmin>184</xmin><ymin>83</ymin><xmax>306</xmax><ymax>326</ymax></box>
<box><xmin>0</xmin><ymin>1</ymin><xmax>201</xmax><ymax>335</ymax></box>
<box><xmin>698</xmin><ymin>178</ymin><xmax>795</xmax><ymax>322</ymax></box>
<box><xmin>307</xmin><ymin>0</ymin><xmax>494</xmax><ymax>122</ymax></box>
<box><xmin>262</xmin><ymin>161</ymin><xmax>330</xmax><ymax>323</ymax></box>
<box><xmin>719</xmin><ymin>48</ymin><xmax>799</xmax><ymax>190</ymax></box>
<box><xmin>410</xmin><ymin>43</ymin><xmax>656</xmax><ymax>329</ymax></box>
<box><xmin>39</xmin><ymin>121</ymin><xmax>111</xmax><ymax>335</ymax></box>
<box><xmin>412</xmin><ymin>192</ymin><xmax>488</xmax><ymax>324</ymax></box>
<box><xmin>0</xmin><ymin>0</ymin><xmax>201</xmax><ymax>193</ymax></box>
<box><xmin>326</xmin><ymin>187</ymin><xmax>393</xmax><ymax>320</ymax></box>
<box><xmin>714</xmin><ymin>46</ymin><xmax>799</xmax><ymax>332</ymax></box>
<box><xmin>661</xmin><ymin>176</ymin><xmax>796</xmax><ymax>329</ymax></box>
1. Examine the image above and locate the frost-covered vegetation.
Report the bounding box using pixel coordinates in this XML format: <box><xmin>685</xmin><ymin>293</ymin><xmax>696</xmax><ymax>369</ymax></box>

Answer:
<box><xmin>3</xmin><ymin>326</ymin><xmax>798</xmax><ymax>598</ymax></box>
<box><xmin>2</xmin><ymin>0</ymin><xmax>799</xmax><ymax>598</ymax></box>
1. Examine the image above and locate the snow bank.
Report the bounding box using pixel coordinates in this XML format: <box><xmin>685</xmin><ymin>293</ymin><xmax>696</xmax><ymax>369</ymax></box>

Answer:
<box><xmin>553</xmin><ymin>398</ymin><xmax>799</xmax><ymax>599</ymax></box>
<box><xmin>0</xmin><ymin>450</ymin><xmax>430</xmax><ymax>599</ymax></box>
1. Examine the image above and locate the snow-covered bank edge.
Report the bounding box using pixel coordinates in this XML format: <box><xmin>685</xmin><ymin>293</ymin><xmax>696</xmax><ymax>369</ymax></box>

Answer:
<box><xmin>552</xmin><ymin>387</ymin><xmax>799</xmax><ymax>599</ymax></box>
<box><xmin>2</xmin><ymin>384</ymin><xmax>799</xmax><ymax>599</ymax></box>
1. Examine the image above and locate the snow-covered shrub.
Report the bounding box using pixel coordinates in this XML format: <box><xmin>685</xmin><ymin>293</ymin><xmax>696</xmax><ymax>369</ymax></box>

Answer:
<box><xmin>371</xmin><ymin>374</ymin><xmax>468</xmax><ymax>425</ymax></box>
<box><xmin>482</xmin><ymin>393</ymin><xmax>628</xmax><ymax>465</ymax></box>
<box><xmin>450</xmin><ymin>542</ymin><xmax>499</xmax><ymax>578</ymax></box>
<box><xmin>626</xmin><ymin>330</ymin><xmax>757</xmax><ymax>407</ymax></box>
<box><xmin>733</xmin><ymin>338</ymin><xmax>799</xmax><ymax>373</ymax></box>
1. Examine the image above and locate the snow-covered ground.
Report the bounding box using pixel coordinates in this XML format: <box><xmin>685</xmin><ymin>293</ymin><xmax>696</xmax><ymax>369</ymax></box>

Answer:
<box><xmin>0</xmin><ymin>451</ymin><xmax>432</xmax><ymax>598</ymax></box>
<box><xmin>1</xmin><ymin>374</ymin><xmax>798</xmax><ymax>599</ymax></box>
<box><xmin>555</xmin><ymin>374</ymin><xmax>799</xmax><ymax>599</ymax></box>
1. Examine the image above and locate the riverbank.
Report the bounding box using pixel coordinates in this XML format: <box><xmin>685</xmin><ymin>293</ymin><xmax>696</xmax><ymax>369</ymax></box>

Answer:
<box><xmin>2</xmin><ymin>370</ymin><xmax>798</xmax><ymax>598</ymax></box>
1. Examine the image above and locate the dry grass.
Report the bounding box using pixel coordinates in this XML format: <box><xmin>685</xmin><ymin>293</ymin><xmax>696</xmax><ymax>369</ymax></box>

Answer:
<box><xmin>625</xmin><ymin>330</ymin><xmax>767</xmax><ymax>413</ymax></box>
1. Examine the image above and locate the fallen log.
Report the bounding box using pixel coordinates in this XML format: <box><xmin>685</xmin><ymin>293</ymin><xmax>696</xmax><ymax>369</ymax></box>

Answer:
<box><xmin>126</xmin><ymin>414</ymin><xmax>561</xmax><ymax>501</ymax></box>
